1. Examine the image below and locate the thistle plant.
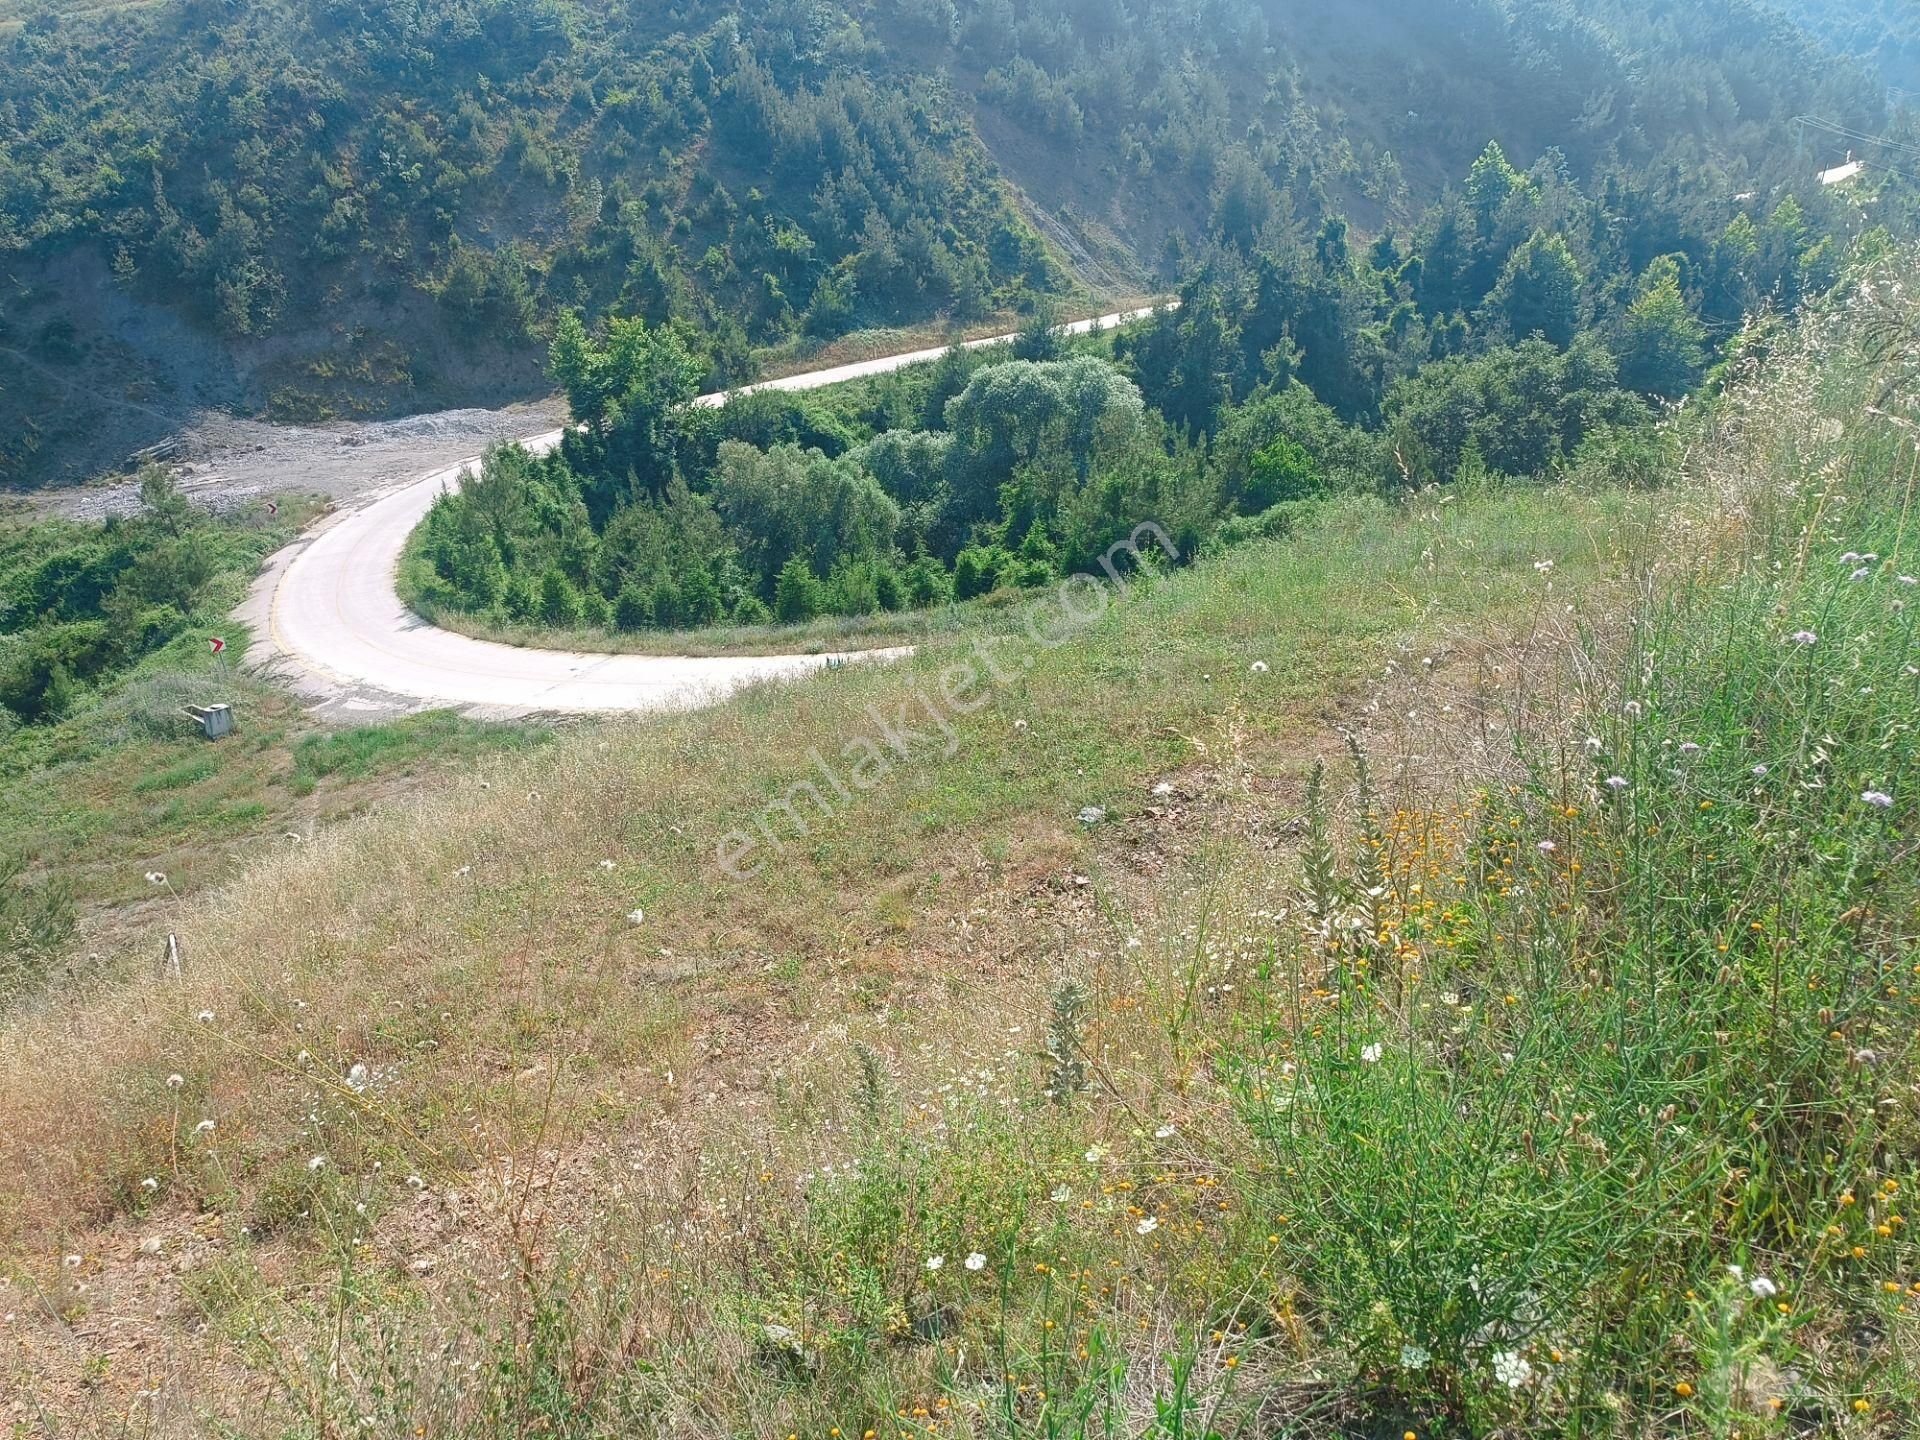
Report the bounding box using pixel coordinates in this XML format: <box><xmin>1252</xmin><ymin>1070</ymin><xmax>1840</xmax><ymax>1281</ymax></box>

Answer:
<box><xmin>1043</xmin><ymin>979</ymin><xmax>1089</xmax><ymax>1106</ymax></box>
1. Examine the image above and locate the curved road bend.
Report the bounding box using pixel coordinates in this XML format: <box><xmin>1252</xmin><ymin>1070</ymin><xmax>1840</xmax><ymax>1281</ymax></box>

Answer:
<box><xmin>244</xmin><ymin>305</ymin><xmax>1167</xmax><ymax>718</ymax></box>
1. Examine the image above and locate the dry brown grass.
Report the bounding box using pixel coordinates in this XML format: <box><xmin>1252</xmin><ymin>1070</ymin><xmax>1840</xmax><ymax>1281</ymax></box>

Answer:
<box><xmin>0</xmin><ymin>481</ymin><xmax>1659</xmax><ymax>1430</ymax></box>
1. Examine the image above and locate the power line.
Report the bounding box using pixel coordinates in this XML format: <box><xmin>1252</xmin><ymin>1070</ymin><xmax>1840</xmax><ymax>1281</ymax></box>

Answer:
<box><xmin>1851</xmin><ymin>154</ymin><xmax>1920</xmax><ymax>189</ymax></box>
<box><xmin>1793</xmin><ymin>114</ymin><xmax>1920</xmax><ymax>166</ymax></box>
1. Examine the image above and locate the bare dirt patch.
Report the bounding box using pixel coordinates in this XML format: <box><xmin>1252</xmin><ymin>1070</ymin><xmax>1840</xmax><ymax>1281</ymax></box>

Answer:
<box><xmin>38</xmin><ymin>398</ymin><xmax>569</xmax><ymax>523</ymax></box>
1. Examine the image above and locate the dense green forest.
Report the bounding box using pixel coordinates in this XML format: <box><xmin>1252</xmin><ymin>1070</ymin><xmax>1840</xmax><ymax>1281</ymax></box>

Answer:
<box><xmin>1</xmin><ymin>0</ymin><xmax>1907</xmax><ymax>485</ymax></box>
<box><xmin>405</xmin><ymin>127</ymin><xmax>1899</xmax><ymax>636</ymax></box>
<box><xmin>1771</xmin><ymin>0</ymin><xmax>1920</xmax><ymax>92</ymax></box>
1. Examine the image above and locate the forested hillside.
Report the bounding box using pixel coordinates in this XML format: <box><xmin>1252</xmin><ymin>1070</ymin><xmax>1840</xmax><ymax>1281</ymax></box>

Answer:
<box><xmin>0</xmin><ymin>0</ymin><xmax>1903</xmax><ymax>486</ymax></box>
<box><xmin>1771</xmin><ymin>1</ymin><xmax>1920</xmax><ymax>92</ymax></box>
<box><xmin>399</xmin><ymin>119</ymin><xmax>1895</xmax><ymax>643</ymax></box>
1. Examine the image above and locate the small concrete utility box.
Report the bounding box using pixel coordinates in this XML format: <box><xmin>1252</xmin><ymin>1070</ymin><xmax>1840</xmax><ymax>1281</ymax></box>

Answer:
<box><xmin>184</xmin><ymin>703</ymin><xmax>234</xmax><ymax>740</ymax></box>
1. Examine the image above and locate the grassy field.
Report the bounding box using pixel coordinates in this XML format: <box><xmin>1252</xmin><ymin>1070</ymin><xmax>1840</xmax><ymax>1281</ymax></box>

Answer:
<box><xmin>0</xmin><ymin>665</ymin><xmax>548</xmax><ymax>947</ymax></box>
<box><xmin>0</xmin><ymin>489</ymin><xmax>552</xmax><ymax>999</ymax></box>
<box><xmin>1</xmin><ymin>274</ymin><xmax>1918</xmax><ymax>1436</ymax></box>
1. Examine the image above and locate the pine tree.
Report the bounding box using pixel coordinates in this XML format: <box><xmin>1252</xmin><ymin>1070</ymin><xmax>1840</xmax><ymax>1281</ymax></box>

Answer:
<box><xmin>1483</xmin><ymin>231</ymin><xmax>1583</xmax><ymax>347</ymax></box>
<box><xmin>1618</xmin><ymin>258</ymin><xmax>1707</xmax><ymax>399</ymax></box>
<box><xmin>773</xmin><ymin>556</ymin><xmax>821</xmax><ymax>623</ymax></box>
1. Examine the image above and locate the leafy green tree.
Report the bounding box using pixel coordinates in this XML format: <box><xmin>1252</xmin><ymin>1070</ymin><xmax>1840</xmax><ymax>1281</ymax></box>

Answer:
<box><xmin>952</xmin><ymin>544</ymin><xmax>1009</xmax><ymax>600</ymax></box>
<box><xmin>824</xmin><ymin>558</ymin><xmax>881</xmax><ymax>615</ymax></box>
<box><xmin>1383</xmin><ymin>336</ymin><xmax>1645</xmax><ymax>486</ymax></box>
<box><xmin>1241</xmin><ymin>244</ymin><xmax>1391</xmax><ymax>421</ymax></box>
<box><xmin>705</xmin><ymin>388</ymin><xmax>858</xmax><ymax>460</ymax></box>
<box><xmin>613</xmin><ymin>584</ymin><xmax>652</xmax><ymax>632</ymax></box>
<box><xmin>138</xmin><ymin>466</ymin><xmax>194</xmax><ymax>538</ymax></box>
<box><xmin>649</xmin><ymin>575</ymin><xmax>682</xmax><ymax>628</ymax></box>
<box><xmin>1465</xmin><ymin>141</ymin><xmax>1528</xmax><ymax>232</ymax></box>
<box><xmin>1118</xmin><ymin>292</ymin><xmax>1241</xmax><ymax>434</ymax></box>
<box><xmin>856</xmin><ymin>429</ymin><xmax>957</xmax><ymax>555</ymax></box>
<box><xmin>903</xmin><ymin>549</ymin><xmax>953</xmax><ymax>607</ymax></box>
<box><xmin>1211</xmin><ymin>148</ymin><xmax>1277</xmax><ymax>251</ymax></box>
<box><xmin>803</xmin><ymin>270</ymin><xmax>856</xmax><ymax>339</ymax></box>
<box><xmin>941</xmin><ymin>356</ymin><xmax>1147</xmax><ymax>540</ymax></box>
<box><xmin>0</xmin><ymin>651</ymin><xmax>76</xmax><ymax>725</ymax></box>
<box><xmin>590</xmin><ymin>476</ymin><xmax>730</xmax><ymax>607</ymax></box>
<box><xmin>1617</xmin><ymin>258</ymin><xmax>1708</xmax><ymax>399</ymax></box>
<box><xmin>773</xmin><ymin>555</ymin><xmax>822</xmax><ymax>622</ymax></box>
<box><xmin>707</xmin><ymin>442</ymin><xmax>901</xmax><ymax>598</ymax></box>
<box><xmin>121</xmin><ymin>534</ymin><xmax>216</xmax><ymax>614</ymax></box>
<box><xmin>1012</xmin><ymin>303</ymin><xmax>1065</xmax><ymax>362</ymax></box>
<box><xmin>918</xmin><ymin>345</ymin><xmax>994</xmax><ymax>431</ymax></box>
<box><xmin>678</xmin><ymin>561</ymin><xmax>723</xmax><ymax>627</ymax></box>
<box><xmin>0</xmin><ymin>622</ymin><xmax>112</xmax><ymax>723</ymax></box>
<box><xmin>548</xmin><ymin>312</ymin><xmax>705</xmax><ymax>518</ymax></box>
<box><xmin>537</xmin><ymin>568</ymin><xmax>582</xmax><ymax>628</ymax></box>
<box><xmin>437</xmin><ymin>243</ymin><xmax>538</xmax><ymax>342</ymax></box>
<box><xmin>1211</xmin><ymin>382</ymin><xmax>1381</xmax><ymax>501</ymax></box>
<box><xmin>856</xmin><ymin>430</ymin><xmax>954</xmax><ymax>508</ymax></box>
<box><xmin>1481</xmin><ymin>231</ymin><xmax>1583</xmax><ymax>347</ymax></box>
<box><xmin>1245</xmin><ymin>435</ymin><xmax>1325</xmax><ymax>510</ymax></box>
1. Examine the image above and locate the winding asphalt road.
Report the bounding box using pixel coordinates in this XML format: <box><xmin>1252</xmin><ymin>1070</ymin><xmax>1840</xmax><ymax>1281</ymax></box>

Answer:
<box><xmin>241</xmin><ymin>306</ymin><xmax>1165</xmax><ymax>718</ymax></box>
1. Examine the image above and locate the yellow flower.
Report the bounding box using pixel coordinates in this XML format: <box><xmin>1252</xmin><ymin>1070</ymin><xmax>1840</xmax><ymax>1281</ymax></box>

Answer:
<box><xmin>1675</xmin><ymin>1382</ymin><xmax>1694</xmax><ymax>1398</ymax></box>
